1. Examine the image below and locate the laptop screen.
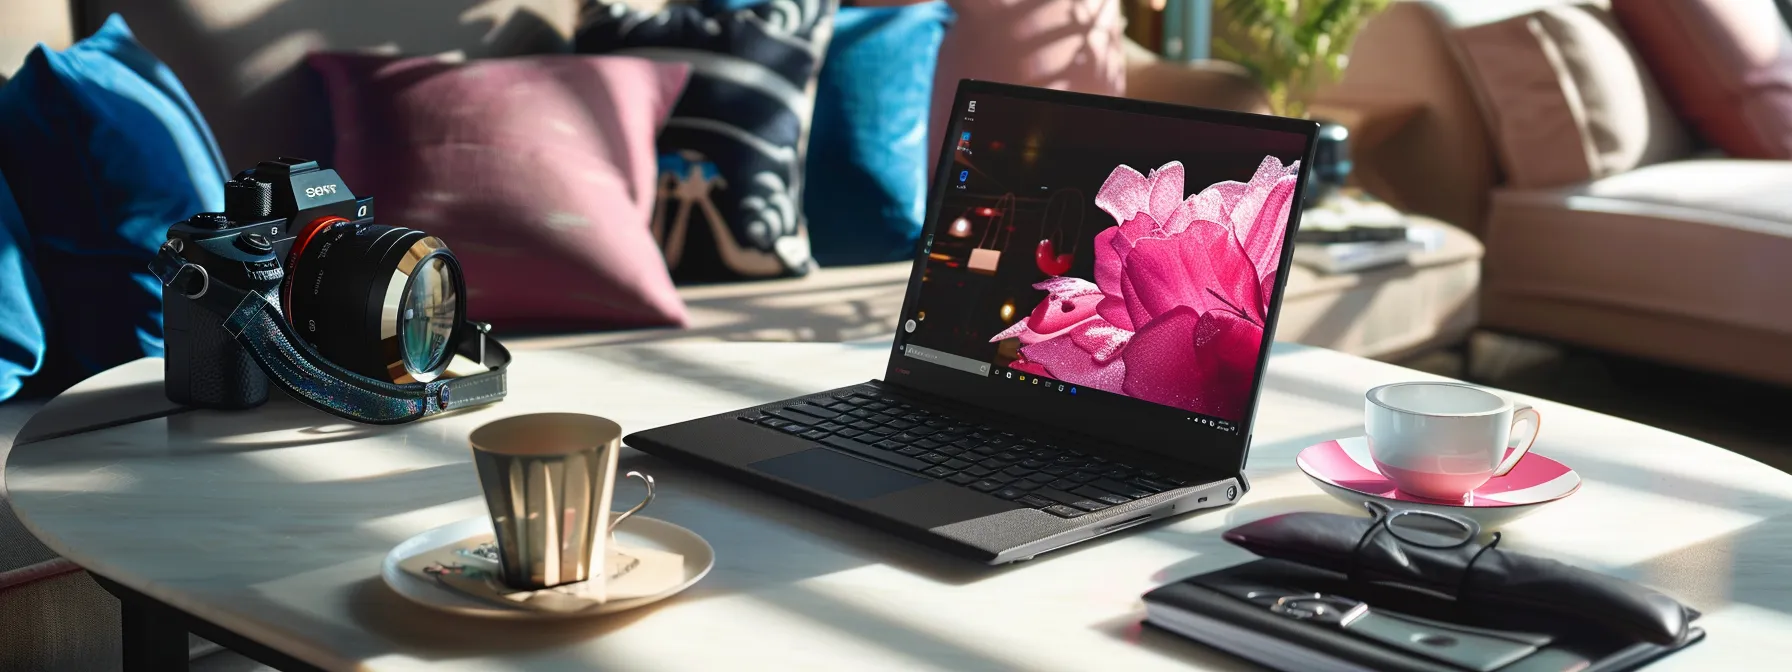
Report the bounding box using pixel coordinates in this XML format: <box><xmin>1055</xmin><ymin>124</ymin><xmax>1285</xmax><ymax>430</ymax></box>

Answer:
<box><xmin>893</xmin><ymin>88</ymin><xmax>1311</xmax><ymax>442</ymax></box>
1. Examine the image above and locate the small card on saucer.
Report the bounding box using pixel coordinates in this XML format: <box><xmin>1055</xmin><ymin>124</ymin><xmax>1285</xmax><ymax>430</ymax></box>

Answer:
<box><xmin>398</xmin><ymin>534</ymin><xmax>685</xmax><ymax>614</ymax></box>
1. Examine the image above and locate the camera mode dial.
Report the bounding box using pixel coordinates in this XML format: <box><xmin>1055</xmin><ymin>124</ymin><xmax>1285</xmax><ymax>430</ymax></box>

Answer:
<box><xmin>191</xmin><ymin>212</ymin><xmax>232</xmax><ymax>230</ymax></box>
<box><xmin>236</xmin><ymin>232</ymin><xmax>274</xmax><ymax>255</ymax></box>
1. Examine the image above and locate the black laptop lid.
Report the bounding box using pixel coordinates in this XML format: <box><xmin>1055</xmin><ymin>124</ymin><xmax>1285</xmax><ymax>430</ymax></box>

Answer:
<box><xmin>884</xmin><ymin>81</ymin><xmax>1319</xmax><ymax>475</ymax></box>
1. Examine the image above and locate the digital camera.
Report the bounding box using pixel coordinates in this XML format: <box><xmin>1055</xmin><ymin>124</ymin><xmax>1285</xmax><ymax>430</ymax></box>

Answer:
<box><xmin>152</xmin><ymin>157</ymin><xmax>508</xmax><ymax>424</ymax></box>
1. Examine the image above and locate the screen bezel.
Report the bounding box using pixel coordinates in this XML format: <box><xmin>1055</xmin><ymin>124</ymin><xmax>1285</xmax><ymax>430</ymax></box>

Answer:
<box><xmin>882</xmin><ymin>80</ymin><xmax>1320</xmax><ymax>476</ymax></box>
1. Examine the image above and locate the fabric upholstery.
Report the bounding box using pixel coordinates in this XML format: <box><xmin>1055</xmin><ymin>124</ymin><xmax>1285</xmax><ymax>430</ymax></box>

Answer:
<box><xmin>1485</xmin><ymin>159</ymin><xmax>1792</xmax><ymax>350</ymax></box>
<box><xmin>1614</xmin><ymin>0</ymin><xmax>1792</xmax><ymax>160</ymax></box>
<box><xmin>1323</xmin><ymin>0</ymin><xmax>1792</xmax><ymax>387</ymax></box>
<box><xmin>521</xmin><ymin>244</ymin><xmax>1481</xmax><ymax>363</ymax></box>
<box><xmin>1453</xmin><ymin>4</ymin><xmax>1689</xmax><ymax>189</ymax></box>
<box><xmin>576</xmin><ymin>0</ymin><xmax>835</xmax><ymax>280</ymax></box>
<box><xmin>78</xmin><ymin>0</ymin><xmax>581</xmax><ymax>171</ymax></box>
<box><xmin>1316</xmin><ymin>1</ymin><xmax>1630</xmax><ymax>236</ymax></box>
<box><xmin>0</xmin><ymin>171</ymin><xmax>45</xmax><ymax>401</ymax></box>
<box><xmin>0</xmin><ymin>14</ymin><xmax>227</xmax><ymax>388</ymax></box>
<box><xmin>1482</xmin><ymin>293</ymin><xmax>1792</xmax><ymax>387</ymax></box>
<box><xmin>0</xmin><ymin>399</ymin><xmax>57</xmax><ymax>580</ymax></box>
<box><xmin>807</xmin><ymin>1</ymin><xmax>953</xmax><ymax>266</ymax></box>
<box><xmin>1575</xmin><ymin>158</ymin><xmax>1792</xmax><ymax>226</ymax></box>
<box><xmin>1453</xmin><ymin>15</ymin><xmax>1600</xmax><ymax>188</ymax></box>
<box><xmin>928</xmin><ymin>0</ymin><xmax>1126</xmax><ymax>165</ymax></box>
<box><xmin>1312</xmin><ymin>2</ymin><xmax>1500</xmax><ymax>236</ymax></box>
<box><xmin>0</xmin><ymin>397</ymin><xmax>119</xmax><ymax>672</ymax></box>
<box><xmin>310</xmin><ymin>53</ymin><xmax>692</xmax><ymax>331</ymax></box>
<box><xmin>0</xmin><ymin>570</ymin><xmax>120</xmax><ymax>671</ymax></box>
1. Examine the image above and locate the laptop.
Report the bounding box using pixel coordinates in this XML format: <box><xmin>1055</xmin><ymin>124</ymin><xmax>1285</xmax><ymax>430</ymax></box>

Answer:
<box><xmin>627</xmin><ymin>81</ymin><xmax>1319</xmax><ymax>564</ymax></box>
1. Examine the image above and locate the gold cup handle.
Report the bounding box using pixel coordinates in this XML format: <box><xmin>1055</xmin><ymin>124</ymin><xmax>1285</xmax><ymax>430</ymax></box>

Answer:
<box><xmin>609</xmin><ymin>471</ymin><xmax>655</xmax><ymax>534</ymax></box>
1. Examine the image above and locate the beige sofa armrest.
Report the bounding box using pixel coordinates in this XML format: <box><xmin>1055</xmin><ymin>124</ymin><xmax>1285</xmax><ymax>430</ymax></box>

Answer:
<box><xmin>1313</xmin><ymin>2</ymin><xmax>1499</xmax><ymax>238</ymax></box>
<box><xmin>0</xmin><ymin>0</ymin><xmax>74</xmax><ymax>82</ymax></box>
<box><xmin>1122</xmin><ymin>38</ymin><xmax>1271</xmax><ymax>114</ymax></box>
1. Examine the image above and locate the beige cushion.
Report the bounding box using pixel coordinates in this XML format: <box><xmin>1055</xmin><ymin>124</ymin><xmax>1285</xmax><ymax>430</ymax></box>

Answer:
<box><xmin>1453</xmin><ymin>4</ymin><xmax>1690</xmax><ymax>188</ymax></box>
<box><xmin>1576</xmin><ymin>158</ymin><xmax>1792</xmax><ymax>225</ymax></box>
<box><xmin>1485</xmin><ymin>159</ymin><xmax>1792</xmax><ymax>339</ymax></box>
<box><xmin>1453</xmin><ymin>15</ymin><xmax>1593</xmax><ymax>188</ymax></box>
<box><xmin>79</xmin><ymin>0</ymin><xmax>580</xmax><ymax>170</ymax></box>
<box><xmin>526</xmin><ymin>219</ymin><xmax>1486</xmax><ymax>362</ymax></box>
<box><xmin>1312</xmin><ymin>1</ymin><xmax>1595</xmax><ymax>237</ymax></box>
<box><xmin>1615</xmin><ymin>0</ymin><xmax>1792</xmax><ymax>161</ymax></box>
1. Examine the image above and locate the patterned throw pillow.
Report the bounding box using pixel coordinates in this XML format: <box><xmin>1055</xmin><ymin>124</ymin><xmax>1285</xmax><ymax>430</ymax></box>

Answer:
<box><xmin>576</xmin><ymin>0</ymin><xmax>837</xmax><ymax>280</ymax></box>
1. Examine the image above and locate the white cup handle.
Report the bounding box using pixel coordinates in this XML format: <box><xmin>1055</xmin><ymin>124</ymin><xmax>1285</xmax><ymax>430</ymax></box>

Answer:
<box><xmin>1493</xmin><ymin>403</ymin><xmax>1540</xmax><ymax>477</ymax></box>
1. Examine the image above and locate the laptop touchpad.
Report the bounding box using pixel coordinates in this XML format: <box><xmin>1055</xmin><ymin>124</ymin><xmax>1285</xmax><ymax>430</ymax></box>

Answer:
<box><xmin>750</xmin><ymin>449</ymin><xmax>929</xmax><ymax>500</ymax></box>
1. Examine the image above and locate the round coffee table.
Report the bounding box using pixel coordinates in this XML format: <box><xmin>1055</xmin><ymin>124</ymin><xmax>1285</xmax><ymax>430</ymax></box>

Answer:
<box><xmin>7</xmin><ymin>342</ymin><xmax>1791</xmax><ymax>670</ymax></box>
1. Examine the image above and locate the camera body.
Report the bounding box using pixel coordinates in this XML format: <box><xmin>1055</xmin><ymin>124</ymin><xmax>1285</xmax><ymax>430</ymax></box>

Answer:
<box><xmin>164</xmin><ymin>157</ymin><xmax>369</xmax><ymax>409</ymax></box>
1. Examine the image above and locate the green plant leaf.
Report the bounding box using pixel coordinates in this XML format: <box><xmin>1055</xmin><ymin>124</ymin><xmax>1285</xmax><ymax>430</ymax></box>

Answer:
<box><xmin>1210</xmin><ymin>0</ymin><xmax>1389</xmax><ymax>117</ymax></box>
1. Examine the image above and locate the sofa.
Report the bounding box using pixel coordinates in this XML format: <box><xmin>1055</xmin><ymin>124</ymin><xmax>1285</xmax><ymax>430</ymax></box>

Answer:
<box><xmin>1324</xmin><ymin>0</ymin><xmax>1792</xmax><ymax>386</ymax></box>
<box><xmin>0</xmin><ymin>1</ymin><xmax>1482</xmax><ymax>668</ymax></box>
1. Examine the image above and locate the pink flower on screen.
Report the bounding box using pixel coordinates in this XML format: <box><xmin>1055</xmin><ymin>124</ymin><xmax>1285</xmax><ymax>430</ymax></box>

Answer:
<box><xmin>990</xmin><ymin>156</ymin><xmax>1300</xmax><ymax>420</ymax></box>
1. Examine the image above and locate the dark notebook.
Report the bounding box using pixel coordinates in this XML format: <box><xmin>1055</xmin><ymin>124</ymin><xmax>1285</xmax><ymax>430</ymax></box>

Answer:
<box><xmin>1143</xmin><ymin>559</ymin><xmax>1704</xmax><ymax>672</ymax></box>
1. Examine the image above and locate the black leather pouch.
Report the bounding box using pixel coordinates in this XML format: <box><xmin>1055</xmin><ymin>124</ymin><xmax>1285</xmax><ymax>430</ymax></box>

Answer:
<box><xmin>1144</xmin><ymin>558</ymin><xmax>1705</xmax><ymax>672</ymax></box>
<box><xmin>1220</xmin><ymin>511</ymin><xmax>1696</xmax><ymax>646</ymax></box>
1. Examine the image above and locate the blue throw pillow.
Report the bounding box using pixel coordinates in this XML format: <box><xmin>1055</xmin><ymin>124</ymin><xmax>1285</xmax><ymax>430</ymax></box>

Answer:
<box><xmin>0</xmin><ymin>14</ymin><xmax>226</xmax><ymax>385</ymax></box>
<box><xmin>805</xmin><ymin>2</ymin><xmax>953</xmax><ymax>265</ymax></box>
<box><xmin>0</xmin><ymin>172</ymin><xmax>46</xmax><ymax>401</ymax></box>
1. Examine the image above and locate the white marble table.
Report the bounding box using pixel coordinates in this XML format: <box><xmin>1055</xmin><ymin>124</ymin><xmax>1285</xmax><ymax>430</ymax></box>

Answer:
<box><xmin>7</xmin><ymin>342</ymin><xmax>1792</xmax><ymax>671</ymax></box>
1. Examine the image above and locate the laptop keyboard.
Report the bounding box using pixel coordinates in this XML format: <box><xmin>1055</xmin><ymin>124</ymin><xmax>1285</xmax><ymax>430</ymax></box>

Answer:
<box><xmin>737</xmin><ymin>391</ymin><xmax>1189</xmax><ymax>519</ymax></box>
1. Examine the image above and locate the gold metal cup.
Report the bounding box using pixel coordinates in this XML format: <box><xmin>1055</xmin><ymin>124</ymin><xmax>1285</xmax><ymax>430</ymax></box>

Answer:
<box><xmin>469</xmin><ymin>413</ymin><xmax>651</xmax><ymax>593</ymax></box>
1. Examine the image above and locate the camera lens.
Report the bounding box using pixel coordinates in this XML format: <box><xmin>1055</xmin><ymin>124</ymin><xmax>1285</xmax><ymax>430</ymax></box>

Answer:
<box><xmin>399</xmin><ymin>257</ymin><xmax>457</xmax><ymax>376</ymax></box>
<box><xmin>284</xmin><ymin>222</ymin><xmax>465</xmax><ymax>383</ymax></box>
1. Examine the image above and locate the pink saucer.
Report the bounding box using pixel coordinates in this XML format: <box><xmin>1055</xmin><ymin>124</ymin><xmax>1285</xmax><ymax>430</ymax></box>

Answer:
<box><xmin>1296</xmin><ymin>436</ymin><xmax>1581</xmax><ymax>527</ymax></box>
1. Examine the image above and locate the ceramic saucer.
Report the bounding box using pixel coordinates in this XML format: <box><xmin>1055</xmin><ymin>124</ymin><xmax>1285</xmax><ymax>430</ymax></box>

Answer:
<box><xmin>382</xmin><ymin>515</ymin><xmax>714</xmax><ymax>619</ymax></box>
<box><xmin>1296</xmin><ymin>436</ymin><xmax>1581</xmax><ymax>527</ymax></box>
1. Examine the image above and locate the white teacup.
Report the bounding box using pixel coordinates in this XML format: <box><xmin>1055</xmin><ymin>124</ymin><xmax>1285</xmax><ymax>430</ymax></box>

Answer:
<box><xmin>1364</xmin><ymin>382</ymin><xmax>1540</xmax><ymax>502</ymax></box>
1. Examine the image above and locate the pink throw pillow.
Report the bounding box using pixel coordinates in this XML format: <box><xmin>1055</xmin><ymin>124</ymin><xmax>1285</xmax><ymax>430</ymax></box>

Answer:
<box><xmin>1614</xmin><ymin>0</ymin><xmax>1792</xmax><ymax>160</ymax></box>
<box><xmin>308</xmin><ymin>53</ymin><xmax>691</xmax><ymax>331</ymax></box>
<box><xmin>928</xmin><ymin>0</ymin><xmax>1126</xmax><ymax>156</ymax></box>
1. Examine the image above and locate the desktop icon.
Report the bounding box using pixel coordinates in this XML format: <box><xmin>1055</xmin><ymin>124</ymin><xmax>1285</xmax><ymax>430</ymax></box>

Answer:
<box><xmin>1070</xmin><ymin>387</ymin><xmax>1077</xmax><ymax>395</ymax></box>
<box><xmin>1018</xmin><ymin>375</ymin><xmax>1026</xmax><ymax>381</ymax></box>
<box><xmin>968</xmin><ymin>100</ymin><xmax>976</xmax><ymax>112</ymax></box>
<box><xmin>1006</xmin><ymin>371</ymin><xmax>1013</xmax><ymax>379</ymax></box>
<box><xmin>1057</xmin><ymin>384</ymin><xmax>1065</xmax><ymax>392</ymax></box>
<box><xmin>959</xmin><ymin>170</ymin><xmax>969</xmax><ymax>183</ymax></box>
<box><xmin>1032</xmin><ymin>378</ymin><xmax>1039</xmax><ymax>385</ymax></box>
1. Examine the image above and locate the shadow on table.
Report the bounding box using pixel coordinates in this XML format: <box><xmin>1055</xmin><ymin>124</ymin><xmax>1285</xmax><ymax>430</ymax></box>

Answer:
<box><xmin>344</xmin><ymin>573</ymin><xmax>1041</xmax><ymax>670</ymax></box>
<box><xmin>1089</xmin><ymin>611</ymin><xmax>1261</xmax><ymax>671</ymax></box>
<box><xmin>344</xmin><ymin>576</ymin><xmax>662</xmax><ymax>654</ymax></box>
<box><xmin>15</xmin><ymin>374</ymin><xmax>182</xmax><ymax>445</ymax></box>
<box><xmin>614</xmin><ymin>450</ymin><xmax>1013</xmax><ymax>587</ymax></box>
<box><xmin>158</xmin><ymin>406</ymin><xmax>395</xmax><ymax>454</ymax></box>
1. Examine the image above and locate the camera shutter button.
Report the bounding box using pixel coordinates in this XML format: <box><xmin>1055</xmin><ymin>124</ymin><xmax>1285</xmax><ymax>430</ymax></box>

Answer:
<box><xmin>237</xmin><ymin>232</ymin><xmax>274</xmax><ymax>254</ymax></box>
